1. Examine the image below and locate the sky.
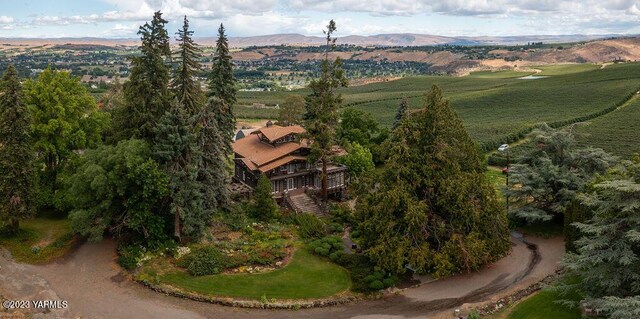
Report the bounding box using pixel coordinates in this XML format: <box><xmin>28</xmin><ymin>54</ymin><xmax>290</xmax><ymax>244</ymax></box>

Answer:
<box><xmin>1</xmin><ymin>0</ymin><xmax>640</xmax><ymax>38</ymax></box>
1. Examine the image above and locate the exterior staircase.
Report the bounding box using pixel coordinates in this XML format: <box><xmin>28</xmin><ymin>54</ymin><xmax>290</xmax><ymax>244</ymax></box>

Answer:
<box><xmin>288</xmin><ymin>192</ymin><xmax>325</xmax><ymax>217</ymax></box>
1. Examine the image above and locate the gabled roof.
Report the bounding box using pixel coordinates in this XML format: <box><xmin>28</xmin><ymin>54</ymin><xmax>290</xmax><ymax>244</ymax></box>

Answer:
<box><xmin>259</xmin><ymin>155</ymin><xmax>307</xmax><ymax>173</ymax></box>
<box><xmin>233</xmin><ymin>133</ymin><xmax>309</xmax><ymax>168</ymax></box>
<box><xmin>251</xmin><ymin>124</ymin><xmax>306</xmax><ymax>143</ymax></box>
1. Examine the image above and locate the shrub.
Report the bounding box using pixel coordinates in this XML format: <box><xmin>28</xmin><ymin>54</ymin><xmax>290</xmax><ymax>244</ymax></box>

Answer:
<box><xmin>329</xmin><ymin>204</ymin><xmax>354</xmax><ymax>225</ymax></box>
<box><xmin>177</xmin><ymin>246</ymin><xmax>228</xmax><ymax>276</ymax></box>
<box><xmin>293</xmin><ymin>213</ymin><xmax>326</xmax><ymax>239</ymax></box>
<box><xmin>118</xmin><ymin>245</ymin><xmax>144</xmax><ymax>270</ymax></box>
<box><xmin>309</xmin><ymin>236</ymin><xmax>343</xmax><ymax>257</ymax></box>
<box><xmin>368</xmin><ymin>280</ymin><xmax>384</xmax><ymax>290</ymax></box>
<box><xmin>328</xmin><ymin>223</ymin><xmax>343</xmax><ymax>234</ymax></box>
<box><xmin>334</xmin><ymin>254</ymin><xmax>399</xmax><ymax>292</ymax></box>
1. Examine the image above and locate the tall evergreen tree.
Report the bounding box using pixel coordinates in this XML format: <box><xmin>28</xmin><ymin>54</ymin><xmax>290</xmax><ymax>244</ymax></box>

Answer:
<box><xmin>154</xmin><ymin>100</ymin><xmax>204</xmax><ymax>242</ymax></box>
<box><xmin>304</xmin><ymin>20</ymin><xmax>348</xmax><ymax>201</ymax></box>
<box><xmin>355</xmin><ymin>85</ymin><xmax>510</xmax><ymax>277</ymax></box>
<box><xmin>114</xmin><ymin>11</ymin><xmax>171</xmax><ymax>142</ymax></box>
<box><xmin>171</xmin><ymin>16</ymin><xmax>204</xmax><ymax>116</ymax></box>
<box><xmin>0</xmin><ymin>65</ymin><xmax>35</xmax><ymax>230</ymax></box>
<box><xmin>393</xmin><ymin>98</ymin><xmax>408</xmax><ymax>130</ymax></box>
<box><xmin>508</xmin><ymin>125</ymin><xmax>617</xmax><ymax>223</ymax></box>
<box><xmin>557</xmin><ymin>157</ymin><xmax>640</xmax><ymax>318</ymax></box>
<box><xmin>196</xmin><ymin>97</ymin><xmax>230</xmax><ymax>211</ymax></box>
<box><xmin>278</xmin><ymin>94</ymin><xmax>305</xmax><ymax>126</ymax></box>
<box><xmin>208</xmin><ymin>23</ymin><xmax>236</xmax><ymax>143</ymax></box>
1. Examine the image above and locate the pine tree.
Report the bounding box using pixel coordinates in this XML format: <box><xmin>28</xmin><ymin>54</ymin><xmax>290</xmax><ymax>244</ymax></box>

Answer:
<box><xmin>393</xmin><ymin>98</ymin><xmax>408</xmax><ymax>130</ymax></box>
<box><xmin>196</xmin><ymin>97</ymin><xmax>230</xmax><ymax>211</ymax></box>
<box><xmin>355</xmin><ymin>85</ymin><xmax>510</xmax><ymax>277</ymax></box>
<box><xmin>171</xmin><ymin>16</ymin><xmax>204</xmax><ymax>116</ymax></box>
<box><xmin>208</xmin><ymin>23</ymin><xmax>236</xmax><ymax>143</ymax></box>
<box><xmin>114</xmin><ymin>11</ymin><xmax>171</xmax><ymax>142</ymax></box>
<box><xmin>0</xmin><ymin>65</ymin><xmax>35</xmax><ymax>230</ymax></box>
<box><xmin>250</xmin><ymin>174</ymin><xmax>279</xmax><ymax>220</ymax></box>
<box><xmin>304</xmin><ymin>20</ymin><xmax>348</xmax><ymax>202</ymax></box>
<box><xmin>154</xmin><ymin>100</ymin><xmax>204</xmax><ymax>242</ymax></box>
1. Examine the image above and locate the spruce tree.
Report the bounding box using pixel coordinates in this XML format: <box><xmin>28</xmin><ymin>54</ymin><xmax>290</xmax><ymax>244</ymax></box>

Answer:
<box><xmin>355</xmin><ymin>85</ymin><xmax>510</xmax><ymax>277</ymax></box>
<box><xmin>196</xmin><ymin>97</ymin><xmax>230</xmax><ymax>211</ymax></box>
<box><xmin>114</xmin><ymin>11</ymin><xmax>171</xmax><ymax>142</ymax></box>
<box><xmin>171</xmin><ymin>16</ymin><xmax>204</xmax><ymax>116</ymax></box>
<box><xmin>304</xmin><ymin>20</ymin><xmax>348</xmax><ymax>202</ymax></box>
<box><xmin>393</xmin><ymin>97</ymin><xmax>408</xmax><ymax>130</ymax></box>
<box><xmin>208</xmin><ymin>23</ymin><xmax>236</xmax><ymax>142</ymax></box>
<box><xmin>154</xmin><ymin>100</ymin><xmax>204</xmax><ymax>242</ymax></box>
<box><xmin>0</xmin><ymin>65</ymin><xmax>35</xmax><ymax>230</ymax></box>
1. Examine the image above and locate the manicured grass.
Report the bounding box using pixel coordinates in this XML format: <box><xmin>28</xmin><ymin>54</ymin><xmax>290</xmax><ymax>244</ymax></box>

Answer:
<box><xmin>506</xmin><ymin>289</ymin><xmax>581</xmax><ymax>319</ymax></box>
<box><xmin>160</xmin><ymin>248</ymin><xmax>351</xmax><ymax>300</ymax></box>
<box><xmin>0</xmin><ymin>217</ymin><xmax>74</xmax><ymax>264</ymax></box>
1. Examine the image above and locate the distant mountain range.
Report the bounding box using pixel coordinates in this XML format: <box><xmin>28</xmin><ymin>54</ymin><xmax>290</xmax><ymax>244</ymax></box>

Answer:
<box><xmin>0</xmin><ymin>33</ymin><xmax>626</xmax><ymax>48</ymax></box>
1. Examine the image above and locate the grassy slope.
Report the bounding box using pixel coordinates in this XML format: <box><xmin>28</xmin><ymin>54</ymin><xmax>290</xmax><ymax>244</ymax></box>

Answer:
<box><xmin>237</xmin><ymin>63</ymin><xmax>640</xmax><ymax>147</ymax></box>
<box><xmin>160</xmin><ymin>248</ymin><xmax>351</xmax><ymax>300</ymax></box>
<box><xmin>0</xmin><ymin>218</ymin><xmax>74</xmax><ymax>264</ymax></box>
<box><xmin>575</xmin><ymin>94</ymin><xmax>640</xmax><ymax>158</ymax></box>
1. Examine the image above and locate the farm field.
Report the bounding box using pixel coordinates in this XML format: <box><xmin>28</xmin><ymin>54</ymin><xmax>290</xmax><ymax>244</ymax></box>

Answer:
<box><xmin>237</xmin><ymin>62</ymin><xmax>640</xmax><ymax>149</ymax></box>
<box><xmin>574</xmin><ymin>95</ymin><xmax>640</xmax><ymax>158</ymax></box>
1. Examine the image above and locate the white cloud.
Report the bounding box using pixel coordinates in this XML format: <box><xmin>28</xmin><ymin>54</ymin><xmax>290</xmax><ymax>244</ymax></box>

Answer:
<box><xmin>0</xmin><ymin>16</ymin><xmax>14</xmax><ymax>24</ymax></box>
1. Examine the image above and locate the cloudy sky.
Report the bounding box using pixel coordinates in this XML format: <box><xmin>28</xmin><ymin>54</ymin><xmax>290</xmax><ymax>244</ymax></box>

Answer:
<box><xmin>1</xmin><ymin>0</ymin><xmax>640</xmax><ymax>38</ymax></box>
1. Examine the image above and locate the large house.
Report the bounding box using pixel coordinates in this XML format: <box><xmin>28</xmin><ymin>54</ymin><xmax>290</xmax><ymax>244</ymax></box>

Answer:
<box><xmin>232</xmin><ymin>123</ymin><xmax>347</xmax><ymax>198</ymax></box>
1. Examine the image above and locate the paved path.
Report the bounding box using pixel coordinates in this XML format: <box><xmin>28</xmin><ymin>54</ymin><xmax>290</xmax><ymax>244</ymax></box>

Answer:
<box><xmin>0</xmin><ymin>235</ymin><xmax>564</xmax><ymax>319</ymax></box>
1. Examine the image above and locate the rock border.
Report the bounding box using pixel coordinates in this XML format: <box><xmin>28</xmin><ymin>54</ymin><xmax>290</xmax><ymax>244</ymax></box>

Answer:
<box><xmin>136</xmin><ymin>279</ymin><xmax>362</xmax><ymax>309</ymax></box>
<box><xmin>472</xmin><ymin>271</ymin><xmax>561</xmax><ymax>316</ymax></box>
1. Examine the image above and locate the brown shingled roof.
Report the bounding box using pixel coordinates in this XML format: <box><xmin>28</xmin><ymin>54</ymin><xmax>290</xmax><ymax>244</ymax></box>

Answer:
<box><xmin>233</xmin><ymin>134</ymin><xmax>309</xmax><ymax>168</ymax></box>
<box><xmin>251</xmin><ymin>125</ymin><xmax>306</xmax><ymax>143</ymax></box>
<box><xmin>259</xmin><ymin>155</ymin><xmax>307</xmax><ymax>173</ymax></box>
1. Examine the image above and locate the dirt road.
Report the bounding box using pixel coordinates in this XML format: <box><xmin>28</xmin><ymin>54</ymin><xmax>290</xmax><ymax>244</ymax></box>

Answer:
<box><xmin>0</xmin><ymin>235</ymin><xmax>564</xmax><ymax>319</ymax></box>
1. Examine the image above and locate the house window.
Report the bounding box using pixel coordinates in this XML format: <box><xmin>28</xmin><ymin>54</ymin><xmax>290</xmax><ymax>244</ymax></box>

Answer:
<box><xmin>287</xmin><ymin>178</ymin><xmax>294</xmax><ymax>190</ymax></box>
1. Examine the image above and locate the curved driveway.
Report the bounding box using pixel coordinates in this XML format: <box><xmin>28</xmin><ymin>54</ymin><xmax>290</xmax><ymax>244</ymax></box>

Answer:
<box><xmin>0</xmin><ymin>235</ymin><xmax>564</xmax><ymax>319</ymax></box>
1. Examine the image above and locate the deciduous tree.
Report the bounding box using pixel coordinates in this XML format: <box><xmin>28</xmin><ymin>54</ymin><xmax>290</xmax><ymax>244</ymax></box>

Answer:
<box><xmin>24</xmin><ymin>67</ymin><xmax>109</xmax><ymax>209</ymax></box>
<box><xmin>66</xmin><ymin>139</ymin><xmax>168</xmax><ymax>244</ymax></box>
<box><xmin>278</xmin><ymin>94</ymin><xmax>305</xmax><ymax>126</ymax></box>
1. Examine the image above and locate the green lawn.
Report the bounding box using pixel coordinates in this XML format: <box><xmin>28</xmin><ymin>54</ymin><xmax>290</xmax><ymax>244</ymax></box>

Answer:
<box><xmin>160</xmin><ymin>248</ymin><xmax>351</xmax><ymax>300</ymax></box>
<box><xmin>0</xmin><ymin>217</ymin><xmax>74</xmax><ymax>264</ymax></box>
<box><xmin>506</xmin><ymin>290</ymin><xmax>581</xmax><ymax>319</ymax></box>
